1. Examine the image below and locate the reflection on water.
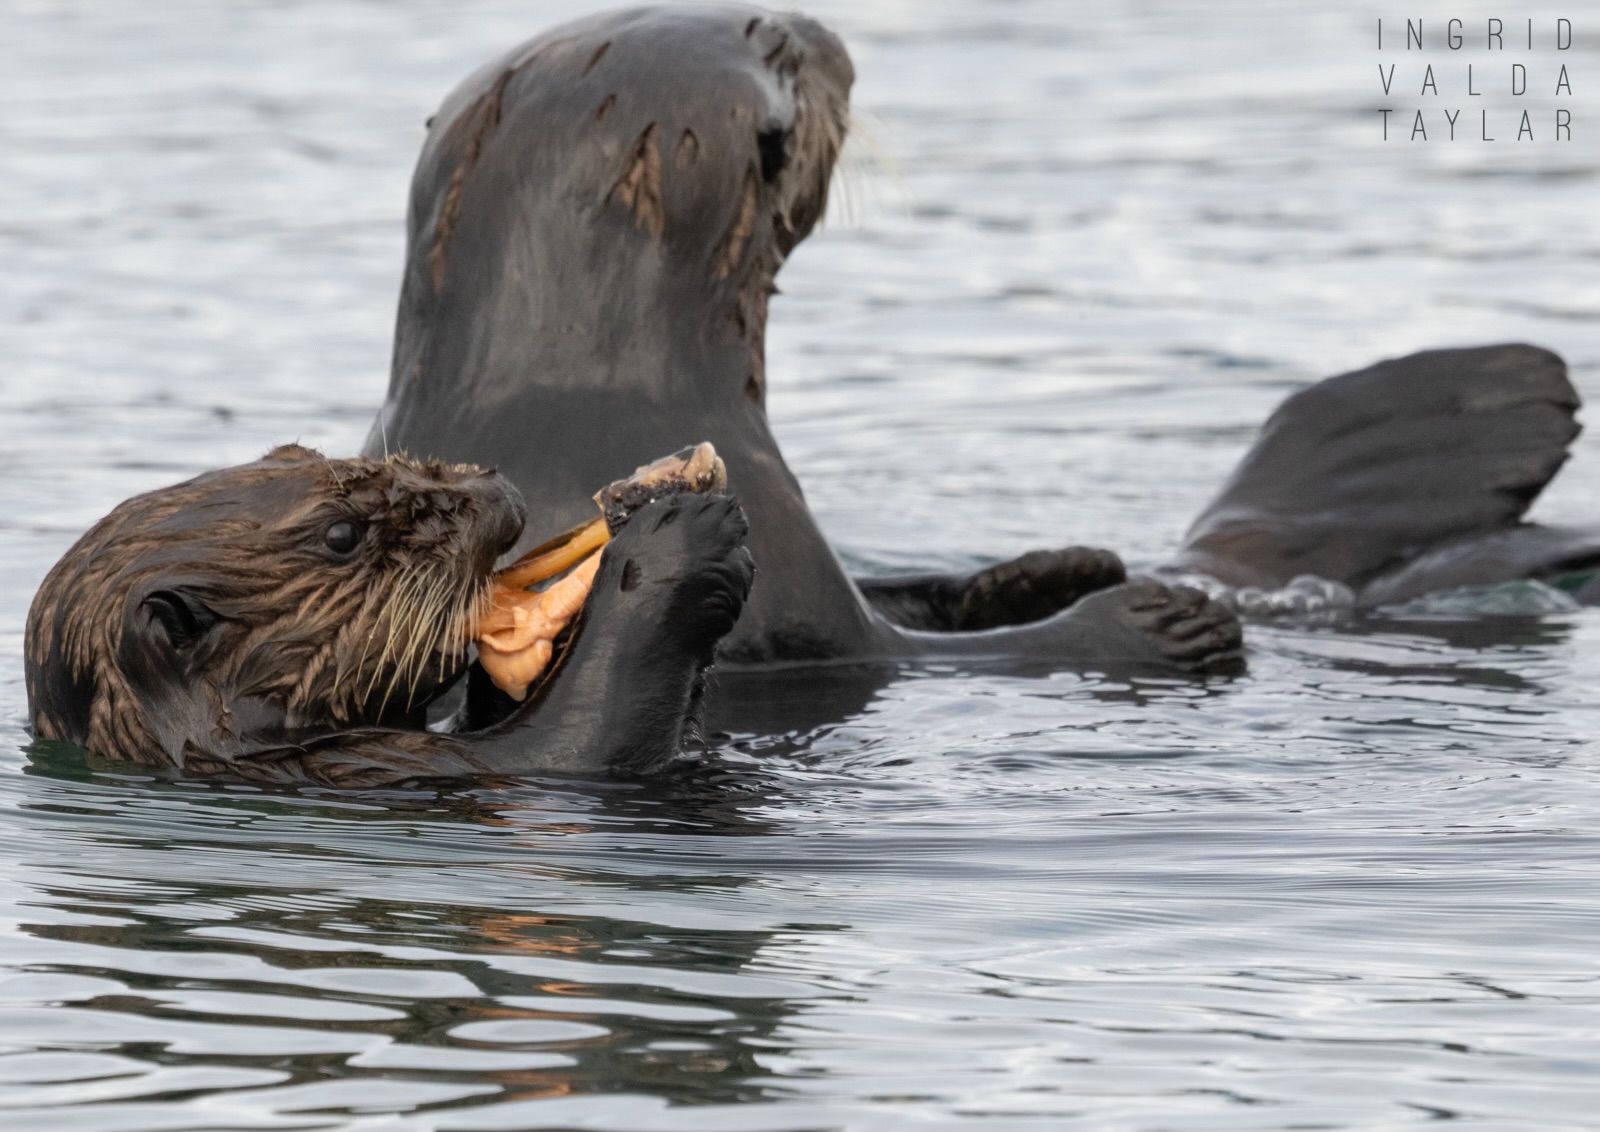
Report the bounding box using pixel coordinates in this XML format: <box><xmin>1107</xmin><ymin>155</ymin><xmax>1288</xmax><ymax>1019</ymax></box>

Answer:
<box><xmin>6</xmin><ymin>755</ymin><xmax>806</xmax><ymax>1124</ymax></box>
<box><xmin>2</xmin><ymin>0</ymin><xmax>1599</xmax><ymax>1128</ymax></box>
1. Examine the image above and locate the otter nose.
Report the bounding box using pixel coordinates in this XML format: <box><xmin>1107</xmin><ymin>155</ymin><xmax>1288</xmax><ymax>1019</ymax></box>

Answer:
<box><xmin>468</xmin><ymin>469</ymin><xmax>526</xmax><ymax>556</ymax></box>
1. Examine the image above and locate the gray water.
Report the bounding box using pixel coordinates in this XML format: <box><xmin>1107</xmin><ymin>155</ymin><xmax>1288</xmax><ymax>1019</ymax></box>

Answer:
<box><xmin>3</xmin><ymin>2</ymin><xmax>1599</xmax><ymax>1128</ymax></box>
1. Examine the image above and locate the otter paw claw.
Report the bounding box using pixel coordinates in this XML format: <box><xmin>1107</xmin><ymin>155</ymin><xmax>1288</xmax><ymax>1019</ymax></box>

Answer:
<box><xmin>1117</xmin><ymin>577</ymin><xmax>1244</xmax><ymax>674</ymax></box>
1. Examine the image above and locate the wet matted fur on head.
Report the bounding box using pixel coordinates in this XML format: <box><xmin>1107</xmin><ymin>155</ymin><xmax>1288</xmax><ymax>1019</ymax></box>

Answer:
<box><xmin>25</xmin><ymin>444</ymin><xmax>524</xmax><ymax>769</ymax></box>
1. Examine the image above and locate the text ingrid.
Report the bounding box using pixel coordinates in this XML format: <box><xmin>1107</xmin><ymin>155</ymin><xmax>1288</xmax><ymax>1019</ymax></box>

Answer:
<box><xmin>1376</xmin><ymin>18</ymin><xmax>1575</xmax><ymax>141</ymax></box>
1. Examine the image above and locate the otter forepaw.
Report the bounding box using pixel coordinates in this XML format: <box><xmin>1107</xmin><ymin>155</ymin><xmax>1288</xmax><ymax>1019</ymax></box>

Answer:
<box><xmin>604</xmin><ymin>493</ymin><xmax>755</xmax><ymax>658</ymax></box>
<box><xmin>955</xmin><ymin>546</ymin><xmax>1127</xmax><ymax>630</ymax></box>
<box><xmin>1115</xmin><ymin>577</ymin><xmax>1245</xmax><ymax>674</ymax></box>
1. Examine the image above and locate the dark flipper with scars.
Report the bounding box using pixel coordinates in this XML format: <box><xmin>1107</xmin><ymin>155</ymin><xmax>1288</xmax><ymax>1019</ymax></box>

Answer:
<box><xmin>1167</xmin><ymin>343</ymin><xmax>1600</xmax><ymax>604</ymax></box>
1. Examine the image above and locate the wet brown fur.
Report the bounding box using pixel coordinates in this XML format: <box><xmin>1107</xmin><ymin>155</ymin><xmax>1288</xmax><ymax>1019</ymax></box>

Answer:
<box><xmin>24</xmin><ymin>445</ymin><xmax>517</xmax><ymax>773</ymax></box>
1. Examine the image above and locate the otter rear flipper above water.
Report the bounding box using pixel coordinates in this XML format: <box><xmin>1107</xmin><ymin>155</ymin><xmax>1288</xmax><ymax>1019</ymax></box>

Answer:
<box><xmin>25</xmin><ymin>447</ymin><xmax>755</xmax><ymax>788</ymax></box>
<box><xmin>1164</xmin><ymin>343</ymin><xmax>1600</xmax><ymax>606</ymax></box>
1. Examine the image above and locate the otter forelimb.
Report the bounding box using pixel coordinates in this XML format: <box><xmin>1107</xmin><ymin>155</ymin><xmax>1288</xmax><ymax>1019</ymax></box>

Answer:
<box><xmin>471</xmin><ymin>442</ymin><xmax>730</xmax><ymax>699</ymax></box>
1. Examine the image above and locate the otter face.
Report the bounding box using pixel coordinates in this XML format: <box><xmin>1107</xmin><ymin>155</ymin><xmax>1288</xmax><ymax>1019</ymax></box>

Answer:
<box><xmin>24</xmin><ymin>444</ymin><xmax>524</xmax><ymax>767</ymax></box>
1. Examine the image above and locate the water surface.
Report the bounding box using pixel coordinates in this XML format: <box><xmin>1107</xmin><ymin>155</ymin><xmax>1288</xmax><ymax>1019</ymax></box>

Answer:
<box><xmin>3</xmin><ymin>2</ymin><xmax>1599</xmax><ymax>1128</ymax></box>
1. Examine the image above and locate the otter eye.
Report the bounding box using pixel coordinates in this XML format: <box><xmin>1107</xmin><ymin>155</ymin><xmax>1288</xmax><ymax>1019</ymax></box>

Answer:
<box><xmin>324</xmin><ymin>520</ymin><xmax>363</xmax><ymax>556</ymax></box>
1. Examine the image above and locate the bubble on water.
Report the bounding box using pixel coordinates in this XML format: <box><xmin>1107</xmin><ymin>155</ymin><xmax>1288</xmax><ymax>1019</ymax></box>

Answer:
<box><xmin>1166</xmin><ymin>573</ymin><xmax>1355</xmax><ymax>623</ymax></box>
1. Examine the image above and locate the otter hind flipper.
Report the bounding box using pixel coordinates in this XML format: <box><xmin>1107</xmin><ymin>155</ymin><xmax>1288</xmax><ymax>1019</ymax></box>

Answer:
<box><xmin>859</xmin><ymin>547</ymin><xmax>1127</xmax><ymax>631</ymax></box>
<box><xmin>896</xmin><ymin>577</ymin><xmax>1244</xmax><ymax>675</ymax></box>
<box><xmin>1173</xmin><ymin>344</ymin><xmax>1578</xmax><ymax>592</ymax></box>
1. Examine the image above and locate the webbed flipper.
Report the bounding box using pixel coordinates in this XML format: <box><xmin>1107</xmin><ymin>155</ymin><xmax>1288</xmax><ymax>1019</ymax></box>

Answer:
<box><xmin>1171</xmin><ymin>344</ymin><xmax>1578</xmax><ymax>592</ymax></box>
<box><xmin>859</xmin><ymin>547</ymin><xmax>1126</xmax><ymax>632</ymax></box>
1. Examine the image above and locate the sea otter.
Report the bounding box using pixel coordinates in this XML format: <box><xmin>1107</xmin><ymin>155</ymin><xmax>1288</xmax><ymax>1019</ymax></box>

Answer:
<box><xmin>368</xmin><ymin>4</ymin><xmax>1243</xmax><ymax>674</ymax></box>
<box><xmin>370</xmin><ymin>4</ymin><xmax>1600</xmax><ymax>655</ymax></box>
<box><xmin>24</xmin><ymin>444</ymin><xmax>754</xmax><ymax>787</ymax></box>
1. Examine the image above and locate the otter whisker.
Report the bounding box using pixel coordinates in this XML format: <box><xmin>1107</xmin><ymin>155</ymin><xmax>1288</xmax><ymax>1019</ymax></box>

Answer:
<box><xmin>411</xmin><ymin>570</ymin><xmax>453</xmax><ymax>667</ymax></box>
<box><xmin>375</xmin><ymin>563</ymin><xmax>455</xmax><ymax>712</ymax></box>
<box><xmin>366</xmin><ymin>565</ymin><xmax>431</xmax><ymax>709</ymax></box>
<box><xmin>414</xmin><ymin>582</ymin><xmax>465</xmax><ymax>706</ymax></box>
<box><xmin>456</xmin><ymin>576</ymin><xmax>489</xmax><ymax>667</ymax></box>
<box><xmin>402</xmin><ymin>580</ymin><xmax>453</xmax><ymax>703</ymax></box>
<box><xmin>385</xmin><ymin>565</ymin><xmax>486</xmax><ymax>712</ymax></box>
<box><xmin>384</xmin><ymin>571</ymin><xmax>436</xmax><ymax>697</ymax></box>
<box><xmin>424</xmin><ymin>569</ymin><xmax>474</xmax><ymax>670</ymax></box>
<box><xmin>396</xmin><ymin>572</ymin><xmax>450</xmax><ymax>707</ymax></box>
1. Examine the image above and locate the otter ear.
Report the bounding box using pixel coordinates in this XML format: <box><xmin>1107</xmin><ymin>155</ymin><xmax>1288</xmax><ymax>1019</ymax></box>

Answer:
<box><xmin>262</xmin><ymin>443</ymin><xmax>320</xmax><ymax>464</ymax></box>
<box><xmin>141</xmin><ymin>590</ymin><xmax>220</xmax><ymax>650</ymax></box>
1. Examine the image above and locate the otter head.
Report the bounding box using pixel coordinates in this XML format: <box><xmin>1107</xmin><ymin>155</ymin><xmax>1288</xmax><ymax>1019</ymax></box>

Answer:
<box><xmin>379</xmin><ymin>3</ymin><xmax>854</xmax><ymax>457</ymax></box>
<box><xmin>24</xmin><ymin>445</ymin><xmax>524</xmax><ymax>767</ymax></box>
